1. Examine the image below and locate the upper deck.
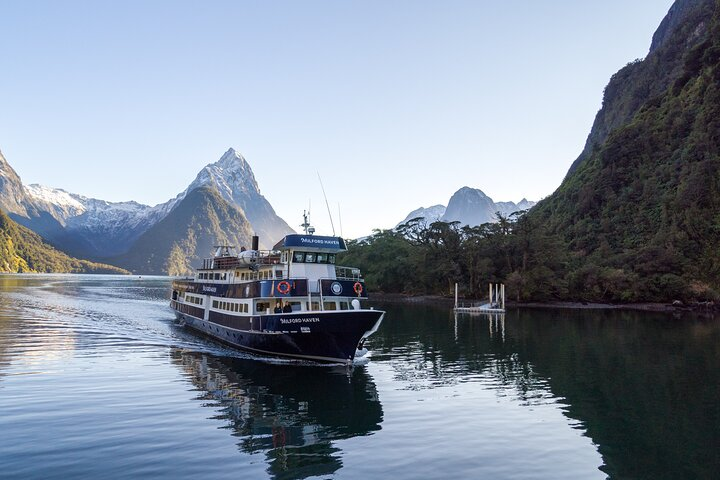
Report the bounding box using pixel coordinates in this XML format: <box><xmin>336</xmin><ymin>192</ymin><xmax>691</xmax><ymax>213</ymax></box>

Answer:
<box><xmin>192</xmin><ymin>234</ymin><xmax>362</xmax><ymax>288</ymax></box>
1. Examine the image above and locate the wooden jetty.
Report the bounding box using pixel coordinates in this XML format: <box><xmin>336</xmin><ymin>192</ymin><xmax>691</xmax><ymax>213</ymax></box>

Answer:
<box><xmin>454</xmin><ymin>283</ymin><xmax>505</xmax><ymax>313</ymax></box>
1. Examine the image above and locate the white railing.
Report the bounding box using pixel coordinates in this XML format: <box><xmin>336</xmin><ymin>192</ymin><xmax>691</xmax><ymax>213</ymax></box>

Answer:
<box><xmin>335</xmin><ymin>266</ymin><xmax>363</xmax><ymax>281</ymax></box>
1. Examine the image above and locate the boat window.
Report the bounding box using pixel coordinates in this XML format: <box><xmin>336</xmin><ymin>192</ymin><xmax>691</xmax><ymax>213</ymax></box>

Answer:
<box><xmin>275</xmin><ymin>270</ymin><xmax>282</xmax><ymax>279</ymax></box>
<box><xmin>256</xmin><ymin>302</ymin><xmax>270</xmax><ymax>313</ymax></box>
<box><xmin>339</xmin><ymin>301</ymin><xmax>349</xmax><ymax>310</ymax></box>
<box><xmin>323</xmin><ymin>301</ymin><xmax>337</xmax><ymax>311</ymax></box>
<box><xmin>317</xmin><ymin>253</ymin><xmax>327</xmax><ymax>263</ymax></box>
<box><xmin>305</xmin><ymin>253</ymin><xmax>316</xmax><ymax>263</ymax></box>
<box><xmin>293</xmin><ymin>252</ymin><xmax>305</xmax><ymax>263</ymax></box>
<box><xmin>213</xmin><ymin>300</ymin><xmax>218</xmax><ymax>308</ymax></box>
<box><xmin>328</xmin><ymin>254</ymin><xmax>336</xmax><ymax>264</ymax></box>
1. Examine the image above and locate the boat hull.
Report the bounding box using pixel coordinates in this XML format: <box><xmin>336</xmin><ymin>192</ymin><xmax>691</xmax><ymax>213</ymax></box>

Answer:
<box><xmin>171</xmin><ymin>300</ymin><xmax>384</xmax><ymax>363</ymax></box>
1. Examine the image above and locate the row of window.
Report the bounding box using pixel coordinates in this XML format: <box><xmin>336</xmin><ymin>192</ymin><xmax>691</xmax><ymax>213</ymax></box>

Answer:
<box><xmin>198</xmin><ymin>270</ymin><xmax>284</xmax><ymax>282</ymax></box>
<box><xmin>212</xmin><ymin>300</ymin><xmax>249</xmax><ymax>313</ymax></box>
<box><xmin>255</xmin><ymin>300</ymin><xmax>351</xmax><ymax>312</ymax></box>
<box><xmin>190</xmin><ymin>295</ymin><xmax>352</xmax><ymax>313</ymax></box>
<box><xmin>238</xmin><ymin>270</ymin><xmax>283</xmax><ymax>281</ymax></box>
<box><xmin>186</xmin><ymin>295</ymin><xmax>203</xmax><ymax>305</ymax></box>
<box><xmin>291</xmin><ymin>252</ymin><xmax>336</xmax><ymax>264</ymax></box>
<box><xmin>198</xmin><ymin>272</ymin><xmax>228</xmax><ymax>280</ymax></box>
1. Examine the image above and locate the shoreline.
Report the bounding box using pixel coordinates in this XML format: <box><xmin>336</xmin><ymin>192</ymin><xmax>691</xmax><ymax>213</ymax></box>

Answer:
<box><xmin>369</xmin><ymin>293</ymin><xmax>718</xmax><ymax>313</ymax></box>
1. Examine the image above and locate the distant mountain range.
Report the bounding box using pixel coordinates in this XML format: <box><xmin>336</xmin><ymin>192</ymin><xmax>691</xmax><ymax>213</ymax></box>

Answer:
<box><xmin>0</xmin><ymin>148</ymin><xmax>294</xmax><ymax>274</ymax></box>
<box><xmin>399</xmin><ymin>187</ymin><xmax>535</xmax><ymax>227</ymax></box>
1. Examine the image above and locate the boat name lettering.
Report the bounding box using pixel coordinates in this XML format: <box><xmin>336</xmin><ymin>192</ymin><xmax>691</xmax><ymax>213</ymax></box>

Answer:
<box><xmin>202</xmin><ymin>286</ymin><xmax>218</xmax><ymax>293</ymax></box>
<box><xmin>299</xmin><ymin>237</ymin><xmax>340</xmax><ymax>247</ymax></box>
<box><xmin>279</xmin><ymin>317</ymin><xmax>320</xmax><ymax>324</ymax></box>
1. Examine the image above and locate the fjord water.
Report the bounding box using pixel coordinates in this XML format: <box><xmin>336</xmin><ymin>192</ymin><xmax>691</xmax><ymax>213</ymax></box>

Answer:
<box><xmin>1</xmin><ymin>276</ymin><xmax>718</xmax><ymax>479</ymax></box>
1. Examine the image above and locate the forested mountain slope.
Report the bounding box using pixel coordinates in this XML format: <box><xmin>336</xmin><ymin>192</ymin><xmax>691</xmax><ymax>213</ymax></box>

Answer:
<box><xmin>530</xmin><ymin>0</ymin><xmax>720</xmax><ymax>301</ymax></box>
<box><xmin>0</xmin><ymin>210</ymin><xmax>128</xmax><ymax>274</ymax></box>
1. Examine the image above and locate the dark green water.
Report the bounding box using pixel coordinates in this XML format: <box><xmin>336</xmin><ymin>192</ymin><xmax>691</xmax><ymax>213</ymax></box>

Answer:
<box><xmin>0</xmin><ymin>275</ymin><xmax>718</xmax><ymax>479</ymax></box>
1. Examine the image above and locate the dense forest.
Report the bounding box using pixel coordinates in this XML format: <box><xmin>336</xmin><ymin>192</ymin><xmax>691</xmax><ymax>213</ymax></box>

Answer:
<box><xmin>0</xmin><ymin>211</ymin><xmax>129</xmax><ymax>274</ymax></box>
<box><xmin>340</xmin><ymin>1</ymin><xmax>720</xmax><ymax>304</ymax></box>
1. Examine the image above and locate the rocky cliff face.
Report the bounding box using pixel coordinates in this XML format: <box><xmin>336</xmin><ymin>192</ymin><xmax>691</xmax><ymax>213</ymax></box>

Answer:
<box><xmin>0</xmin><ymin>150</ymin><xmax>34</xmax><ymax>217</ymax></box>
<box><xmin>531</xmin><ymin>0</ymin><xmax>720</xmax><ymax>300</ymax></box>
<box><xmin>566</xmin><ymin>0</ymin><xmax>715</xmax><ymax>176</ymax></box>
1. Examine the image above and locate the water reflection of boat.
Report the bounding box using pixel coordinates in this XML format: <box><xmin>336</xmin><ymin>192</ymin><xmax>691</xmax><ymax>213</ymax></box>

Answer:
<box><xmin>170</xmin><ymin>350</ymin><xmax>383</xmax><ymax>479</ymax></box>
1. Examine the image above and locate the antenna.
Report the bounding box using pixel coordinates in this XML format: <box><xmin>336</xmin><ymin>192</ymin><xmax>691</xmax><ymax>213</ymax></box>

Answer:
<box><xmin>317</xmin><ymin>172</ymin><xmax>335</xmax><ymax>236</ymax></box>
<box><xmin>301</xmin><ymin>210</ymin><xmax>310</xmax><ymax>234</ymax></box>
<box><xmin>301</xmin><ymin>203</ymin><xmax>315</xmax><ymax>235</ymax></box>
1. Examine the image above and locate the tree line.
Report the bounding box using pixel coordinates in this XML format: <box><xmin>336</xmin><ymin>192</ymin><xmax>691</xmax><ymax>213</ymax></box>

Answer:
<box><xmin>339</xmin><ymin>207</ymin><xmax>718</xmax><ymax>303</ymax></box>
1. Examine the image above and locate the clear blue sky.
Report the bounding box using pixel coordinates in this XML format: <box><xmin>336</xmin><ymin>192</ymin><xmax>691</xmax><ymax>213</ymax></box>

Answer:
<box><xmin>1</xmin><ymin>0</ymin><xmax>674</xmax><ymax>239</ymax></box>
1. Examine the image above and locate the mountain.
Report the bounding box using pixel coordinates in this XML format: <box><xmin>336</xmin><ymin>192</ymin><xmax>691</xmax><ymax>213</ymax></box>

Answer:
<box><xmin>0</xmin><ymin>147</ymin><xmax>294</xmax><ymax>273</ymax></box>
<box><xmin>566</xmin><ymin>0</ymin><xmax>714</xmax><ymax>176</ymax></box>
<box><xmin>183</xmin><ymin>148</ymin><xmax>293</xmax><ymax>247</ymax></box>
<box><xmin>22</xmin><ymin>184</ymin><xmax>174</xmax><ymax>258</ymax></box>
<box><xmin>112</xmin><ymin>186</ymin><xmax>255</xmax><ymax>275</ymax></box>
<box><xmin>530</xmin><ymin>0</ymin><xmax>720</xmax><ymax>300</ymax></box>
<box><xmin>398</xmin><ymin>187</ymin><xmax>535</xmax><ymax>228</ymax></box>
<box><xmin>1</xmin><ymin>150</ymin><xmax>175</xmax><ymax>258</ymax></box>
<box><xmin>0</xmin><ymin>209</ymin><xmax>128</xmax><ymax>274</ymax></box>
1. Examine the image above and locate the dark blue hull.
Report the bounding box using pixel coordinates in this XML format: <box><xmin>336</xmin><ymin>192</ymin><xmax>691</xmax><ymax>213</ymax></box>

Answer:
<box><xmin>170</xmin><ymin>300</ymin><xmax>384</xmax><ymax>363</ymax></box>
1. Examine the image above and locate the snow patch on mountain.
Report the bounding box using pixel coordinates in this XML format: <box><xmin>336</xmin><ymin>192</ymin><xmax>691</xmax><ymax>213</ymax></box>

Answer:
<box><xmin>25</xmin><ymin>184</ymin><xmax>86</xmax><ymax>217</ymax></box>
<box><xmin>398</xmin><ymin>204</ymin><xmax>447</xmax><ymax>226</ymax></box>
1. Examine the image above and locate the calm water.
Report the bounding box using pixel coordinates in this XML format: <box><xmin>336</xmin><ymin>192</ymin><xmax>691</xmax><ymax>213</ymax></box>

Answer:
<box><xmin>0</xmin><ymin>275</ymin><xmax>718</xmax><ymax>479</ymax></box>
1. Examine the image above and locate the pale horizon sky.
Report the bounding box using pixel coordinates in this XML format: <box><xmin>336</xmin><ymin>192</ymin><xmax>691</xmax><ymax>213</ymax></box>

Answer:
<box><xmin>1</xmin><ymin>0</ymin><xmax>674</xmax><ymax>239</ymax></box>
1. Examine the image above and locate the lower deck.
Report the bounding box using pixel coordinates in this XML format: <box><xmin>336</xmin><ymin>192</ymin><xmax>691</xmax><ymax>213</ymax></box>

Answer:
<box><xmin>171</xmin><ymin>300</ymin><xmax>385</xmax><ymax>363</ymax></box>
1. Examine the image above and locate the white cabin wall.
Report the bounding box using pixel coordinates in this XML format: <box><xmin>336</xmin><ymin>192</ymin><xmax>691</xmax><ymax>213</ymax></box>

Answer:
<box><xmin>289</xmin><ymin>264</ymin><xmax>336</xmax><ymax>292</ymax></box>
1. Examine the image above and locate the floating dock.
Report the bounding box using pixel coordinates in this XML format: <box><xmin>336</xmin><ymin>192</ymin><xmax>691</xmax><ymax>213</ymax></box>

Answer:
<box><xmin>454</xmin><ymin>283</ymin><xmax>505</xmax><ymax>313</ymax></box>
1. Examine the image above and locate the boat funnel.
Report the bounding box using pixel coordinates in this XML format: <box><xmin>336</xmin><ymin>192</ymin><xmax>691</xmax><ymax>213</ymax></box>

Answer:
<box><xmin>251</xmin><ymin>235</ymin><xmax>259</xmax><ymax>251</ymax></box>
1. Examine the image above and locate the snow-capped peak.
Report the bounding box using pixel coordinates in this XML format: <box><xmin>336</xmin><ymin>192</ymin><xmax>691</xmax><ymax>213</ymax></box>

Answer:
<box><xmin>186</xmin><ymin>147</ymin><xmax>261</xmax><ymax>205</ymax></box>
<box><xmin>25</xmin><ymin>183</ymin><xmax>85</xmax><ymax>215</ymax></box>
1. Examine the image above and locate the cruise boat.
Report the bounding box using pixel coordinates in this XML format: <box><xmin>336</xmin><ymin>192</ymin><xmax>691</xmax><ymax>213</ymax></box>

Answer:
<box><xmin>170</xmin><ymin>220</ymin><xmax>385</xmax><ymax>364</ymax></box>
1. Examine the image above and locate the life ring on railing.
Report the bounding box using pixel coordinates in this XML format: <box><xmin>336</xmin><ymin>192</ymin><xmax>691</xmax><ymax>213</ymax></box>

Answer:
<box><xmin>353</xmin><ymin>282</ymin><xmax>363</xmax><ymax>296</ymax></box>
<box><xmin>277</xmin><ymin>281</ymin><xmax>291</xmax><ymax>295</ymax></box>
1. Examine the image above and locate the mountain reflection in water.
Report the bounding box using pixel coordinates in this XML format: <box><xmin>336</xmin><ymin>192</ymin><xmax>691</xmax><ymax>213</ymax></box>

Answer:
<box><xmin>171</xmin><ymin>351</ymin><xmax>382</xmax><ymax>479</ymax></box>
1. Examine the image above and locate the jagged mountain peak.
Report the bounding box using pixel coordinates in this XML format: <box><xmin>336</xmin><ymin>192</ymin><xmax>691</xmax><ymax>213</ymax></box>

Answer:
<box><xmin>398</xmin><ymin>186</ymin><xmax>536</xmax><ymax>229</ymax></box>
<box><xmin>455</xmin><ymin>186</ymin><xmax>489</xmax><ymax>198</ymax></box>
<box><xmin>189</xmin><ymin>147</ymin><xmax>260</xmax><ymax>200</ymax></box>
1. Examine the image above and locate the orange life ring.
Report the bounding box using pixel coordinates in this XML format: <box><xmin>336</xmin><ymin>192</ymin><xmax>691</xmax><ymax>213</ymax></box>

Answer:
<box><xmin>277</xmin><ymin>281</ymin><xmax>291</xmax><ymax>295</ymax></box>
<box><xmin>353</xmin><ymin>282</ymin><xmax>363</xmax><ymax>295</ymax></box>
